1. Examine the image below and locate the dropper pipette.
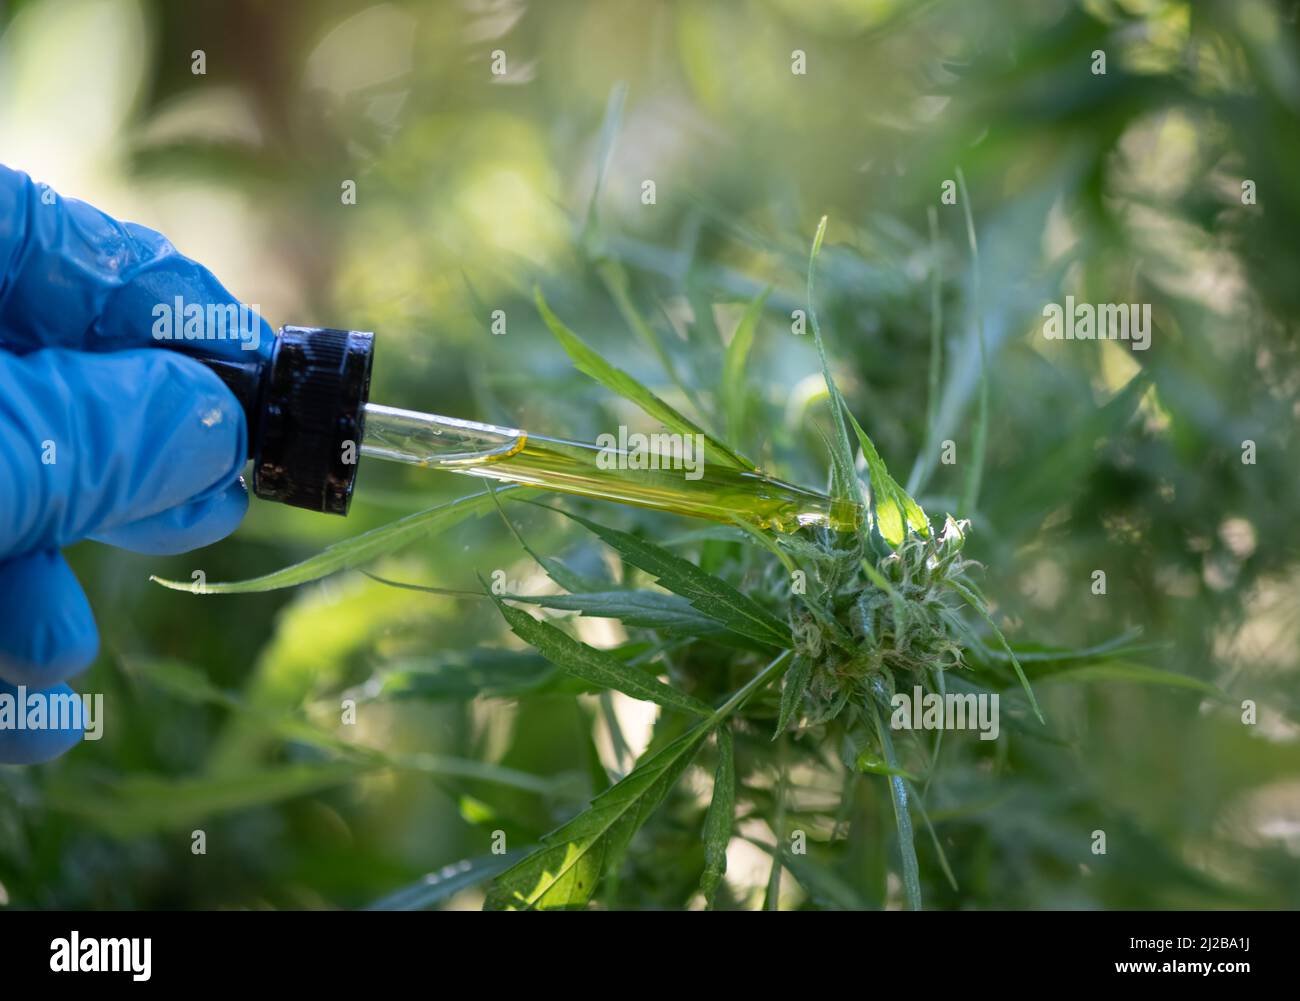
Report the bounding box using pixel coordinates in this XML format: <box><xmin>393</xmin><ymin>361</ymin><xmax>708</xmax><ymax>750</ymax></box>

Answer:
<box><xmin>358</xmin><ymin>403</ymin><xmax>859</xmax><ymax>532</ymax></box>
<box><xmin>198</xmin><ymin>325</ymin><xmax>860</xmax><ymax>532</ymax></box>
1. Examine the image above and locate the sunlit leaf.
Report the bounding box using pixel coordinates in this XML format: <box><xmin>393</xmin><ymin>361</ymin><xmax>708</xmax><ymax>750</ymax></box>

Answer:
<box><xmin>484</xmin><ymin>652</ymin><xmax>790</xmax><ymax>909</ymax></box>
<box><xmin>485</xmin><ymin>724</ymin><xmax>712</xmax><ymax>909</ymax></box>
<box><xmin>846</xmin><ymin>408</ymin><xmax>930</xmax><ymax>546</ymax></box>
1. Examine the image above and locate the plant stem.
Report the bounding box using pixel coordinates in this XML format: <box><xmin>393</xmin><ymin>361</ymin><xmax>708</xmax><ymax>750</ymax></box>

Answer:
<box><xmin>711</xmin><ymin>650</ymin><xmax>794</xmax><ymax>723</ymax></box>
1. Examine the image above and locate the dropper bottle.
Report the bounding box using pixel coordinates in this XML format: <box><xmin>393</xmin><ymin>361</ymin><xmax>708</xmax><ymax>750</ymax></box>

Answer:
<box><xmin>199</xmin><ymin>326</ymin><xmax>859</xmax><ymax>532</ymax></box>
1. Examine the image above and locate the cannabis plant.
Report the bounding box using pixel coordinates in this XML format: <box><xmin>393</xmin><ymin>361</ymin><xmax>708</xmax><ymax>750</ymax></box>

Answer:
<box><xmin>148</xmin><ymin>213</ymin><xmax>1158</xmax><ymax>912</ymax></box>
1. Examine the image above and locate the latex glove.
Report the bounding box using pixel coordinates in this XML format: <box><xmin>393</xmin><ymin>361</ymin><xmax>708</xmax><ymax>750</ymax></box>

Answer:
<box><xmin>0</xmin><ymin>164</ymin><xmax>270</xmax><ymax>764</ymax></box>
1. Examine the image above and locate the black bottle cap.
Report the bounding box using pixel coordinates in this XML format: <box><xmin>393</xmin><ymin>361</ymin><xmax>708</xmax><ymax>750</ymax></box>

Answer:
<box><xmin>250</xmin><ymin>326</ymin><xmax>374</xmax><ymax>515</ymax></box>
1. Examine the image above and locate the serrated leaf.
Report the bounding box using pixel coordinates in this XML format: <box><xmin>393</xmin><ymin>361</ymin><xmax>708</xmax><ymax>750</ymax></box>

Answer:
<box><xmin>845</xmin><ymin>408</ymin><xmax>929</xmax><ymax>546</ymax></box>
<box><xmin>484</xmin><ymin>724</ymin><xmax>712</xmax><ymax>909</ymax></box>
<box><xmin>150</xmin><ymin>488</ymin><xmax>530</xmax><ymax>594</ymax></box>
<box><xmin>773</xmin><ymin>654</ymin><xmax>812</xmax><ymax>738</ymax></box>
<box><xmin>487</xmin><ymin>589</ymin><xmax>710</xmax><ymax>717</ymax></box>
<box><xmin>535</xmin><ymin>504</ymin><xmax>792</xmax><ymax>650</ymax></box>
<box><xmin>699</xmin><ymin>726</ymin><xmax>735</xmax><ymax>908</ymax></box>
<box><xmin>534</xmin><ymin>287</ymin><xmax>755</xmax><ymax>471</ymax></box>
<box><xmin>500</xmin><ymin>589</ymin><xmax>751</xmax><ymax>643</ymax></box>
<box><xmin>484</xmin><ymin>651</ymin><xmax>791</xmax><ymax>909</ymax></box>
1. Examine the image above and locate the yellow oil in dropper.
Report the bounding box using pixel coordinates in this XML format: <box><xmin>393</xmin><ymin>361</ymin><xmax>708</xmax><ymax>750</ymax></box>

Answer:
<box><xmin>360</xmin><ymin>404</ymin><xmax>861</xmax><ymax>533</ymax></box>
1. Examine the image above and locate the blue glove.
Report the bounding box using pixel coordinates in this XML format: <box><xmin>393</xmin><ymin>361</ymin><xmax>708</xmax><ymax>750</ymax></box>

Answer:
<box><xmin>0</xmin><ymin>164</ymin><xmax>270</xmax><ymax>764</ymax></box>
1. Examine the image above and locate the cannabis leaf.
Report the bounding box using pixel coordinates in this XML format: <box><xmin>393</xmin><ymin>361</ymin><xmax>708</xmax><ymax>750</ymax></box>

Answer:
<box><xmin>485</xmin><ymin>652</ymin><xmax>791</xmax><ymax>910</ymax></box>
<box><xmin>529</xmin><ymin>502</ymin><xmax>792</xmax><ymax>650</ymax></box>
<box><xmin>487</xmin><ymin>587</ymin><xmax>711</xmax><ymax>717</ymax></box>
<box><xmin>535</xmin><ymin>286</ymin><xmax>756</xmax><ymax>471</ymax></box>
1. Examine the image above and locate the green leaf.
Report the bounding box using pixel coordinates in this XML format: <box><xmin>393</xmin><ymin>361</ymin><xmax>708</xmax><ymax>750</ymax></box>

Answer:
<box><xmin>581</xmin><ymin>81</ymin><xmax>627</xmax><ymax>241</ymax></box>
<box><xmin>597</xmin><ymin>259</ymin><xmax>706</xmax><ymax>416</ymax></box>
<box><xmin>484</xmin><ymin>651</ymin><xmax>791</xmax><ymax>909</ymax></box>
<box><xmin>869</xmin><ymin>693</ymin><xmax>922</xmax><ymax>911</ymax></box>
<box><xmin>534</xmin><ymin>287</ymin><xmax>755</xmax><ymax>471</ymax></box>
<box><xmin>854</xmin><ymin>749</ymin><xmax>920</xmax><ymax>782</ymax></box>
<box><xmin>1035</xmin><ymin>661</ymin><xmax>1225</xmax><ymax>697</ymax></box>
<box><xmin>951</xmin><ymin>579</ymin><xmax>1045</xmax><ymax>725</ymax></box>
<box><xmin>134</xmin><ymin>657</ymin><xmax>238</xmax><ymax>709</ymax></box>
<box><xmin>908</xmin><ymin>781</ymin><xmax>959</xmax><ymax>893</ymax></box>
<box><xmin>979</xmin><ymin>627</ymin><xmax>1152</xmax><ymax>666</ymax></box>
<box><xmin>699</xmin><ymin>726</ymin><xmax>735</xmax><ymax>908</ymax></box>
<box><xmin>48</xmin><ymin>761</ymin><xmax>376</xmax><ymax>837</ymax></box>
<box><xmin>487</xmin><ymin>588</ymin><xmax>711</xmax><ymax>717</ymax></box>
<box><xmin>488</xmin><ymin>481</ymin><xmax>608</xmax><ymax>593</ymax></box>
<box><xmin>744</xmin><ymin>836</ymin><xmax>870</xmax><ymax>910</ymax></box>
<box><xmin>773</xmin><ymin>654</ymin><xmax>812</xmax><ymax>738</ymax></box>
<box><xmin>955</xmin><ymin>166</ymin><xmax>988</xmax><ymax>520</ymax></box>
<box><xmin>536</xmin><ymin>504</ymin><xmax>792</xmax><ymax>650</ymax></box>
<box><xmin>366</xmin><ymin>853</ymin><xmax>519</xmax><ymax>911</ymax></box>
<box><xmin>500</xmin><ymin>590</ymin><xmax>751</xmax><ymax>643</ymax></box>
<box><xmin>846</xmin><ymin>408</ymin><xmax>929</xmax><ymax>547</ymax></box>
<box><xmin>804</xmin><ymin>216</ymin><xmax>861</xmax><ymax>513</ymax></box>
<box><xmin>485</xmin><ymin>725</ymin><xmax>709</xmax><ymax>909</ymax></box>
<box><xmin>764</xmin><ymin>740</ymin><xmax>789</xmax><ymax>910</ymax></box>
<box><xmin>150</xmin><ymin>488</ymin><xmax>529</xmax><ymax>594</ymax></box>
<box><xmin>722</xmin><ymin>287</ymin><xmax>771</xmax><ymax>444</ymax></box>
<box><xmin>362</xmin><ymin>650</ymin><xmax>571</xmax><ymax>702</ymax></box>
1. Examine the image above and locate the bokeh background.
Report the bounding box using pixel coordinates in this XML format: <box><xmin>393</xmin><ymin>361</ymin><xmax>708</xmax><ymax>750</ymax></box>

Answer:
<box><xmin>2</xmin><ymin>0</ymin><xmax>1299</xmax><ymax>909</ymax></box>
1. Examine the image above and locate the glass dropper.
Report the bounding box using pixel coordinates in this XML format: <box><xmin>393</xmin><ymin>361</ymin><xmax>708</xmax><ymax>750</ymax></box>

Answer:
<box><xmin>192</xmin><ymin>325</ymin><xmax>861</xmax><ymax>529</ymax></box>
<box><xmin>359</xmin><ymin>403</ymin><xmax>861</xmax><ymax>533</ymax></box>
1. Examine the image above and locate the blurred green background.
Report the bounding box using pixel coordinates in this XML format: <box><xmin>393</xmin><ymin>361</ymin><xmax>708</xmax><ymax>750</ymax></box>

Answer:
<box><xmin>1</xmin><ymin>0</ymin><xmax>1298</xmax><ymax>909</ymax></box>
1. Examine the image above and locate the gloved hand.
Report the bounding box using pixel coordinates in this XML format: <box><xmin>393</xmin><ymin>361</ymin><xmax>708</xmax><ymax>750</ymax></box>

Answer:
<box><xmin>0</xmin><ymin>164</ymin><xmax>270</xmax><ymax>764</ymax></box>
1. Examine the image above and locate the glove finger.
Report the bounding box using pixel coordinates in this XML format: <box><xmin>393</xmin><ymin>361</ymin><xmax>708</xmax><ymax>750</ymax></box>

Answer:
<box><xmin>0</xmin><ymin>680</ymin><xmax>86</xmax><ymax>764</ymax></box>
<box><xmin>92</xmin><ymin>478</ymin><xmax>248</xmax><ymax>555</ymax></box>
<box><xmin>0</xmin><ymin>165</ymin><xmax>272</xmax><ymax>362</ymax></box>
<box><xmin>0</xmin><ymin>347</ymin><xmax>247</xmax><ymax>556</ymax></box>
<box><xmin>0</xmin><ymin>550</ymin><xmax>97</xmax><ymax>688</ymax></box>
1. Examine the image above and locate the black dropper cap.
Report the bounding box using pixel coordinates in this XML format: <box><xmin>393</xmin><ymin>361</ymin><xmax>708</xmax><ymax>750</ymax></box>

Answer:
<box><xmin>196</xmin><ymin>326</ymin><xmax>374</xmax><ymax>515</ymax></box>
